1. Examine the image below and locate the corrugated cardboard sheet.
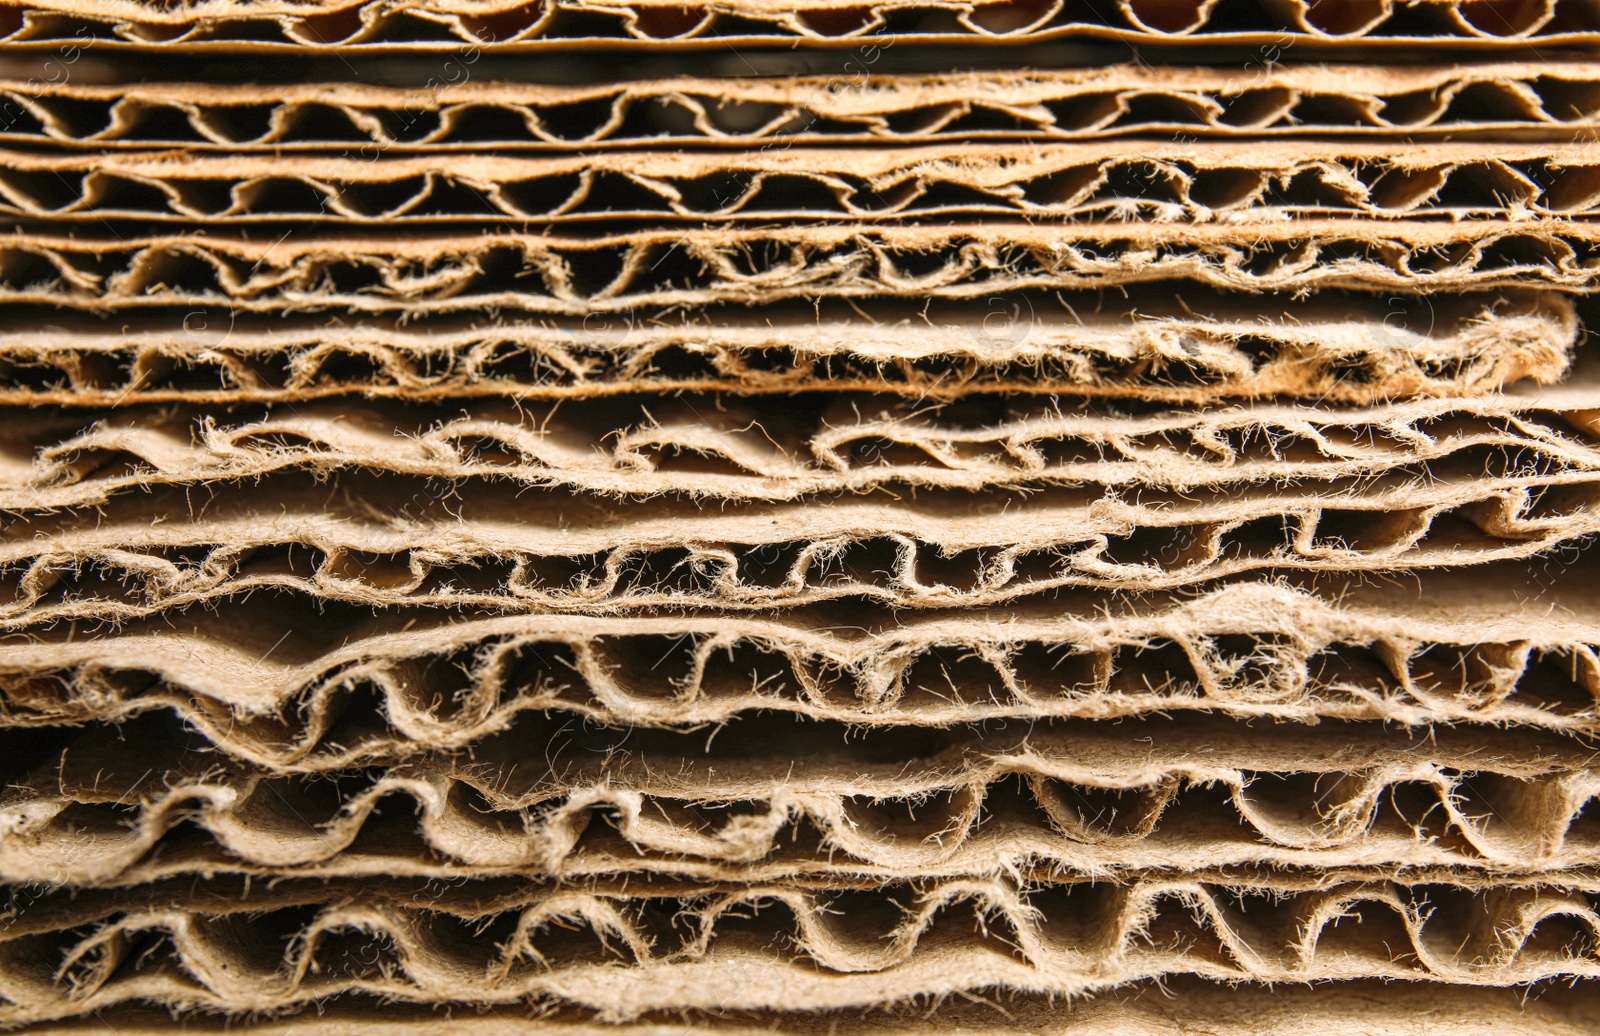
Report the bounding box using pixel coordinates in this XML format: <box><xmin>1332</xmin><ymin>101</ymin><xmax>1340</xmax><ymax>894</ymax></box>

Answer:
<box><xmin>1</xmin><ymin>0</ymin><xmax>1599</xmax><ymax>1031</ymax></box>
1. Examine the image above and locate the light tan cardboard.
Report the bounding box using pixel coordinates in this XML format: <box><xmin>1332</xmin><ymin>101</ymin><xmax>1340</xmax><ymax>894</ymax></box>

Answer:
<box><xmin>3</xmin><ymin>64</ymin><xmax>1599</xmax><ymax>150</ymax></box>
<box><xmin>0</xmin><ymin>350</ymin><xmax>1590</xmax><ymax>504</ymax></box>
<box><xmin>0</xmin><ymin>223</ymin><xmax>1597</xmax><ymax>315</ymax></box>
<box><xmin>0</xmin><ymin>291</ymin><xmax>1567</xmax><ymax>406</ymax></box>
<box><xmin>2</xmin><ymin>571</ymin><xmax>1597</xmax><ymax>762</ymax></box>
<box><xmin>8</xmin><ymin>142</ymin><xmax>1600</xmax><ymax>223</ymax></box>
<box><xmin>2</xmin><ymin>873</ymin><xmax>1600</xmax><ymax>1024</ymax></box>
<box><xmin>4</xmin><ymin>709</ymin><xmax>1600</xmax><ymax>883</ymax></box>
<box><xmin>0</xmin><ymin>0</ymin><xmax>1596</xmax><ymax>49</ymax></box>
<box><xmin>0</xmin><ymin>9</ymin><xmax>1596</xmax><ymax>1032</ymax></box>
<box><xmin>13</xmin><ymin>983</ymin><xmax>1600</xmax><ymax>1036</ymax></box>
<box><xmin>0</xmin><ymin>476</ymin><xmax>1591</xmax><ymax>620</ymax></box>
<box><xmin>3</xmin><ymin>351</ymin><xmax>1600</xmax><ymax>625</ymax></box>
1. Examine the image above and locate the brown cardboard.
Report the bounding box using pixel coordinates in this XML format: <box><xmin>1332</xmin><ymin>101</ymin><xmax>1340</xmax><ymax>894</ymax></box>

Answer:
<box><xmin>0</xmin><ymin>476</ymin><xmax>1592</xmax><ymax>618</ymax></box>
<box><xmin>0</xmin><ymin>352</ymin><xmax>1589</xmax><ymax>502</ymax></box>
<box><xmin>1</xmin><ymin>571</ymin><xmax>1597</xmax><ymax>762</ymax></box>
<box><xmin>0</xmin><ymin>291</ymin><xmax>1567</xmax><ymax>406</ymax></box>
<box><xmin>4</xmin><ymin>64</ymin><xmax>1600</xmax><ymax>150</ymax></box>
<box><xmin>13</xmin><ymin>983</ymin><xmax>1600</xmax><ymax>1036</ymax></box>
<box><xmin>0</xmin><ymin>0</ymin><xmax>1598</xmax><ymax>49</ymax></box>
<box><xmin>2</xmin><ymin>352</ymin><xmax>1600</xmax><ymax>625</ymax></box>
<box><xmin>4</xmin><ymin>710</ymin><xmax>1600</xmax><ymax>883</ymax></box>
<box><xmin>1</xmin><ymin>873</ymin><xmax>1600</xmax><ymax>1024</ymax></box>
<box><xmin>0</xmin><ymin>223</ymin><xmax>1596</xmax><ymax>316</ymax></box>
<box><xmin>0</xmin><ymin>9</ymin><xmax>1596</xmax><ymax>1033</ymax></box>
<box><xmin>8</xmin><ymin>142</ymin><xmax>1600</xmax><ymax>223</ymax></box>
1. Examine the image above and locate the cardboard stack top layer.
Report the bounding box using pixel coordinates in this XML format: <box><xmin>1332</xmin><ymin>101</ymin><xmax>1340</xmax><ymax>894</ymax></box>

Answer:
<box><xmin>1</xmin><ymin>1</ymin><xmax>1600</xmax><ymax>1033</ymax></box>
<box><xmin>3</xmin><ymin>0</ymin><xmax>1600</xmax><ymax>47</ymax></box>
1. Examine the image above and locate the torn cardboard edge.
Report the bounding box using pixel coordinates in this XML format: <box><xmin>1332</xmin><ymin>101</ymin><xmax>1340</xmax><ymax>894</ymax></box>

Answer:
<box><xmin>8</xmin><ymin>869</ymin><xmax>1600</xmax><ymax>936</ymax></box>
<box><xmin>0</xmin><ymin>16</ymin><xmax>1594</xmax><ymax>1030</ymax></box>
<box><xmin>3</xmin><ymin>575</ymin><xmax>1597</xmax><ymax>756</ymax></box>
<box><xmin>5</xmin><ymin>710</ymin><xmax>1599</xmax><ymax>882</ymax></box>
<box><xmin>0</xmin><ymin>221</ymin><xmax>1597</xmax><ymax>312</ymax></box>
<box><xmin>0</xmin><ymin>291</ymin><xmax>1566</xmax><ymax>406</ymax></box>
<box><xmin>0</xmin><ymin>478</ymin><xmax>1588</xmax><ymax>621</ymax></box>
<box><xmin>3</xmin><ymin>63</ymin><xmax>1599</xmax><ymax>150</ymax></box>
<box><xmin>7</xmin><ymin>790</ymin><xmax>1600</xmax><ymax>884</ymax></box>
<box><xmin>2</xmin><ymin>347</ymin><xmax>1591</xmax><ymax>506</ymax></box>
<box><xmin>0</xmin><ymin>0</ymin><xmax>1592</xmax><ymax>49</ymax></box>
<box><xmin>8</xmin><ymin>141</ymin><xmax>1600</xmax><ymax>224</ymax></box>
<box><xmin>1</xmin><ymin>873</ymin><xmax>1598</xmax><ymax>1023</ymax></box>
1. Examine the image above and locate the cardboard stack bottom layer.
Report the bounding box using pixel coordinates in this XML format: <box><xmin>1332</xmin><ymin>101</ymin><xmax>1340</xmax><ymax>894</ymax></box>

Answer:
<box><xmin>6</xmin><ymin>984</ymin><xmax>1598</xmax><ymax>1036</ymax></box>
<box><xmin>3</xmin><ymin>872</ymin><xmax>1600</xmax><ymax>1024</ymax></box>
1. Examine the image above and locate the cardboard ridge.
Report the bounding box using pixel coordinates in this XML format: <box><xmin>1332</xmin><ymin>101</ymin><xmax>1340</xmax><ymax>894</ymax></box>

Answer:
<box><xmin>4</xmin><ymin>579</ymin><xmax>1599</xmax><ymax>765</ymax></box>
<box><xmin>9</xmin><ymin>142</ymin><xmax>1600</xmax><ymax>224</ymax></box>
<box><xmin>0</xmin><ymin>223</ymin><xmax>1598</xmax><ymax>314</ymax></box>
<box><xmin>4</xmin><ymin>712</ymin><xmax>1600</xmax><ymax>882</ymax></box>
<box><xmin>11</xmin><ymin>982</ymin><xmax>1598</xmax><ymax>1036</ymax></box>
<box><xmin>2</xmin><ymin>874</ymin><xmax>1600</xmax><ymax>1024</ymax></box>
<box><xmin>8</xmin><ymin>367</ymin><xmax>1600</xmax><ymax>498</ymax></box>
<box><xmin>0</xmin><ymin>292</ymin><xmax>1567</xmax><ymax>406</ymax></box>
<box><xmin>1</xmin><ymin>0</ymin><xmax>1598</xmax><ymax>49</ymax></box>
<box><xmin>0</xmin><ymin>480</ymin><xmax>1594</xmax><ymax>620</ymax></box>
<box><xmin>4</xmin><ymin>65</ymin><xmax>1600</xmax><ymax>150</ymax></box>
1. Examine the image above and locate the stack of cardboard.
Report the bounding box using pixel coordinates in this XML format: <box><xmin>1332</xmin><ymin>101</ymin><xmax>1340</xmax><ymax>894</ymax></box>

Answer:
<box><xmin>1</xmin><ymin>2</ymin><xmax>1599</xmax><ymax>1033</ymax></box>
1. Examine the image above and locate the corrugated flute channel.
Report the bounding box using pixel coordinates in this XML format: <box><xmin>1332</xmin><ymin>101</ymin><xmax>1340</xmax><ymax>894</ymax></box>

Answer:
<box><xmin>1</xmin><ymin>1</ymin><xmax>1599</xmax><ymax>1033</ymax></box>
